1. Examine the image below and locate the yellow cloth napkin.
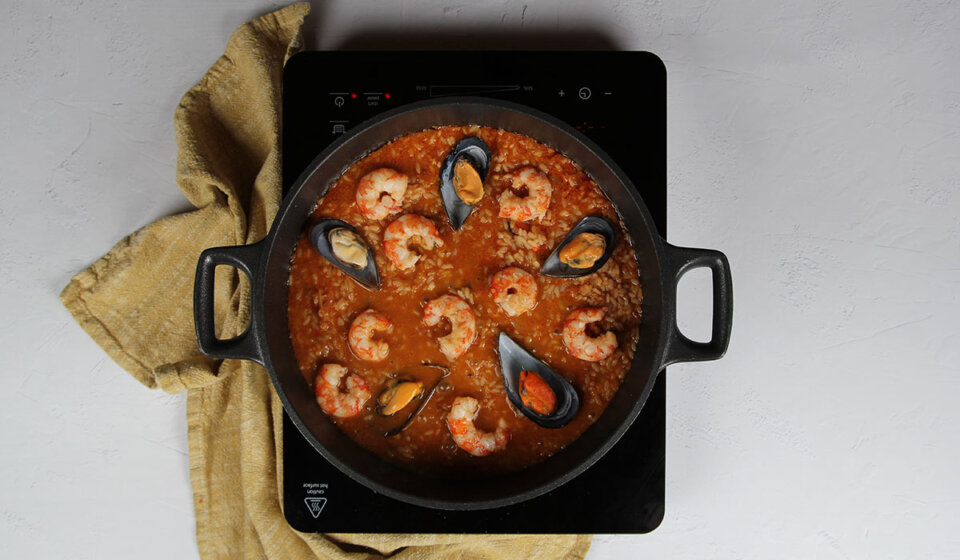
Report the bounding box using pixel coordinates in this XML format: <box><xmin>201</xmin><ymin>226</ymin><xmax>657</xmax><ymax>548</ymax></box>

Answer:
<box><xmin>60</xmin><ymin>3</ymin><xmax>592</xmax><ymax>558</ymax></box>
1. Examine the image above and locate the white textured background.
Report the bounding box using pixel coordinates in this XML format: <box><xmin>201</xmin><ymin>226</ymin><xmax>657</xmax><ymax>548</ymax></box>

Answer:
<box><xmin>2</xmin><ymin>1</ymin><xmax>959</xmax><ymax>558</ymax></box>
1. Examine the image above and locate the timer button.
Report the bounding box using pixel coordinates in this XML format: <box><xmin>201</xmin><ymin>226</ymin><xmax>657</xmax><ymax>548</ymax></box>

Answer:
<box><xmin>578</xmin><ymin>87</ymin><xmax>592</xmax><ymax>100</ymax></box>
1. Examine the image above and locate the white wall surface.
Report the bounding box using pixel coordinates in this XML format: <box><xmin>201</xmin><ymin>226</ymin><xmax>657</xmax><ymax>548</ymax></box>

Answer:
<box><xmin>2</xmin><ymin>1</ymin><xmax>958</xmax><ymax>558</ymax></box>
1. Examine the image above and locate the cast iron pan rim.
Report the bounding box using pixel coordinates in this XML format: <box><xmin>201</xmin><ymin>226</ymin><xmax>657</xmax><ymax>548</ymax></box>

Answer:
<box><xmin>262</xmin><ymin>97</ymin><xmax>670</xmax><ymax>510</ymax></box>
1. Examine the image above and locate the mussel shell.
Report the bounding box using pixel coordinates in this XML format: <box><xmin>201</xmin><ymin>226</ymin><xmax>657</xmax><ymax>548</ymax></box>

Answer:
<box><xmin>381</xmin><ymin>382</ymin><xmax>438</xmax><ymax>437</ymax></box>
<box><xmin>438</xmin><ymin>137</ymin><xmax>492</xmax><ymax>230</ymax></box>
<box><xmin>497</xmin><ymin>332</ymin><xmax>579</xmax><ymax>429</ymax></box>
<box><xmin>379</xmin><ymin>364</ymin><xmax>449</xmax><ymax>437</ymax></box>
<box><xmin>539</xmin><ymin>216</ymin><xmax>618</xmax><ymax>278</ymax></box>
<box><xmin>309</xmin><ymin>219</ymin><xmax>380</xmax><ymax>291</ymax></box>
<box><xmin>377</xmin><ymin>379</ymin><xmax>425</xmax><ymax>416</ymax></box>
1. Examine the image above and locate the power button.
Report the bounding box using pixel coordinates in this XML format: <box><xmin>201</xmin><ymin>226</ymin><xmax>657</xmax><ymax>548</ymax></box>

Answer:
<box><xmin>578</xmin><ymin>87</ymin><xmax>592</xmax><ymax>100</ymax></box>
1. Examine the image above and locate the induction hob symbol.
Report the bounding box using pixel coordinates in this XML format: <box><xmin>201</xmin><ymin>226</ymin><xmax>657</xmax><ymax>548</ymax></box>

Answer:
<box><xmin>304</xmin><ymin>497</ymin><xmax>327</xmax><ymax>518</ymax></box>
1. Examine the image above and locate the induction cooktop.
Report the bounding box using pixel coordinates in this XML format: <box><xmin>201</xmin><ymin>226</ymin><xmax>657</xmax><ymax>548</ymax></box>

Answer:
<box><xmin>281</xmin><ymin>51</ymin><xmax>665</xmax><ymax>533</ymax></box>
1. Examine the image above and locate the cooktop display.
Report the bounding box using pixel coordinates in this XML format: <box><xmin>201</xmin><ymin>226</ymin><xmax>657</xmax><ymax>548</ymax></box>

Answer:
<box><xmin>281</xmin><ymin>51</ymin><xmax>665</xmax><ymax>533</ymax></box>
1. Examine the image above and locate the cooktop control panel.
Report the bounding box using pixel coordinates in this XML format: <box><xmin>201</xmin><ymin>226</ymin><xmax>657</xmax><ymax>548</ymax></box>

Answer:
<box><xmin>281</xmin><ymin>51</ymin><xmax>666</xmax><ymax>534</ymax></box>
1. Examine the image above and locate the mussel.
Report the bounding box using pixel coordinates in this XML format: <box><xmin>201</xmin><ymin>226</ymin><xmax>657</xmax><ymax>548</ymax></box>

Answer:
<box><xmin>438</xmin><ymin>137</ymin><xmax>492</xmax><ymax>230</ymax></box>
<box><xmin>539</xmin><ymin>216</ymin><xmax>618</xmax><ymax>278</ymax></box>
<box><xmin>497</xmin><ymin>332</ymin><xmax>579</xmax><ymax>429</ymax></box>
<box><xmin>309</xmin><ymin>219</ymin><xmax>380</xmax><ymax>290</ymax></box>
<box><xmin>375</xmin><ymin>365</ymin><xmax>448</xmax><ymax>437</ymax></box>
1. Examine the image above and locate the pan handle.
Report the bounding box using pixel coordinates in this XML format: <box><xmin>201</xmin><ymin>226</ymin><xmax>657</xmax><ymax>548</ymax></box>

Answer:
<box><xmin>660</xmin><ymin>242</ymin><xmax>733</xmax><ymax>367</ymax></box>
<box><xmin>193</xmin><ymin>242</ymin><xmax>266</xmax><ymax>366</ymax></box>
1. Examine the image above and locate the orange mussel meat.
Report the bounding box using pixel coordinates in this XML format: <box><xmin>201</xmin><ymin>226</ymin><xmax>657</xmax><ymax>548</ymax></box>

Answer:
<box><xmin>519</xmin><ymin>370</ymin><xmax>557</xmax><ymax>416</ymax></box>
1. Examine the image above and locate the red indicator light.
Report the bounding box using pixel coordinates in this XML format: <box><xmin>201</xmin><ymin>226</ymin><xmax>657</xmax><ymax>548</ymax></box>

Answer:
<box><xmin>351</xmin><ymin>93</ymin><xmax>358</xmax><ymax>99</ymax></box>
<box><xmin>385</xmin><ymin>92</ymin><xmax>391</xmax><ymax>99</ymax></box>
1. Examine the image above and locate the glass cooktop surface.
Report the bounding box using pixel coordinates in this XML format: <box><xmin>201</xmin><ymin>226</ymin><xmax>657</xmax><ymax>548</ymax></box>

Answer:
<box><xmin>281</xmin><ymin>51</ymin><xmax>665</xmax><ymax>533</ymax></box>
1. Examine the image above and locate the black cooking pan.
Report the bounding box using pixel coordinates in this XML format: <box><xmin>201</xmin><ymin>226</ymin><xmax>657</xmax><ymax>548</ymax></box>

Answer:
<box><xmin>194</xmin><ymin>98</ymin><xmax>732</xmax><ymax>510</ymax></box>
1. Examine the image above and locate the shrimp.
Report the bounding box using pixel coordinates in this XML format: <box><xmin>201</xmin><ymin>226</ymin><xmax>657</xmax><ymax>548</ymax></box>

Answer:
<box><xmin>423</xmin><ymin>294</ymin><xmax>477</xmax><ymax>361</ymax></box>
<box><xmin>314</xmin><ymin>364</ymin><xmax>371</xmax><ymax>418</ymax></box>
<box><xmin>490</xmin><ymin>267</ymin><xmax>538</xmax><ymax>316</ymax></box>
<box><xmin>348</xmin><ymin>309</ymin><xmax>392</xmax><ymax>361</ymax></box>
<box><xmin>497</xmin><ymin>167</ymin><xmax>553</xmax><ymax>222</ymax></box>
<box><xmin>446</xmin><ymin>396</ymin><xmax>510</xmax><ymax>457</ymax></box>
<box><xmin>356</xmin><ymin>168</ymin><xmax>408</xmax><ymax>220</ymax></box>
<box><xmin>382</xmin><ymin>214</ymin><xmax>444</xmax><ymax>270</ymax></box>
<box><xmin>561</xmin><ymin>307</ymin><xmax>618</xmax><ymax>362</ymax></box>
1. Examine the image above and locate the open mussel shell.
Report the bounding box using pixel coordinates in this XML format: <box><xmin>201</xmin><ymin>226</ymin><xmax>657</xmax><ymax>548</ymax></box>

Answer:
<box><xmin>309</xmin><ymin>219</ymin><xmax>380</xmax><ymax>291</ymax></box>
<box><xmin>377</xmin><ymin>365</ymin><xmax>448</xmax><ymax>437</ymax></box>
<box><xmin>497</xmin><ymin>332</ymin><xmax>579</xmax><ymax>429</ymax></box>
<box><xmin>438</xmin><ymin>136</ymin><xmax>492</xmax><ymax>230</ymax></box>
<box><xmin>539</xmin><ymin>216</ymin><xmax>618</xmax><ymax>278</ymax></box>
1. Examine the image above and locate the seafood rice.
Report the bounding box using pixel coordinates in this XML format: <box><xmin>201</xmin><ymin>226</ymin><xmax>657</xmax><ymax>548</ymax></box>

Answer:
<box><xmin>287</xmin><ymin>125</ymin><xmax>643</xmax><ymax>477</ymax></box>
